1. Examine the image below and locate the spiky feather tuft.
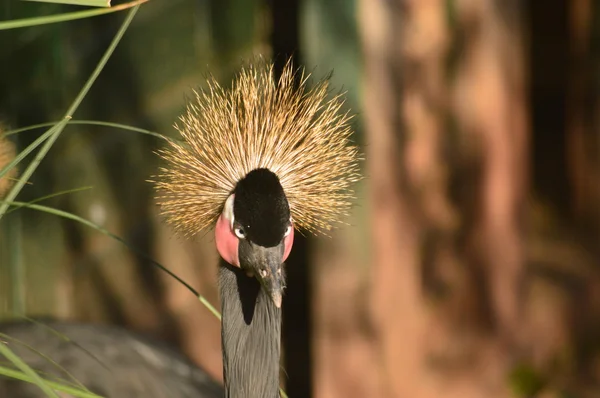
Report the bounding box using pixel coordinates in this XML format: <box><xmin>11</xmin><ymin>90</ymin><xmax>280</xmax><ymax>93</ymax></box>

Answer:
<box><xmin>153</xmin><ymin>60</ymin><xmax>361</xmax><ymax>237</ymax></box>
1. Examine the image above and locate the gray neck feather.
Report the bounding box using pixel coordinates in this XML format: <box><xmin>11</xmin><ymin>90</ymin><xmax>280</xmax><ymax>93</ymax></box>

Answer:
<box><xmin>219</xmin><ymin>262</ymin><xmax>281</xmax><ymax>398</ymax></box>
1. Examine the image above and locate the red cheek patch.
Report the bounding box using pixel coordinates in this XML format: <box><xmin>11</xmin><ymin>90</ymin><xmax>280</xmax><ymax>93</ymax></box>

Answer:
<box><xmin>215</xmin><ymin>213</ymin><xmax>240</xmax><ymax>267</ymax></box>
<box><xmin>282</xmin><ymin>224</ymin><xmax>294</xmax><ymax>262</ymax></box>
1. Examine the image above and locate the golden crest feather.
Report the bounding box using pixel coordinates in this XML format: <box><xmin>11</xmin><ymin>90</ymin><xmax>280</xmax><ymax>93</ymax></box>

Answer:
<box><xmin>154</xmin><ymin>59</ymin><xmax>361</xmax><ymax>237</ymax></box>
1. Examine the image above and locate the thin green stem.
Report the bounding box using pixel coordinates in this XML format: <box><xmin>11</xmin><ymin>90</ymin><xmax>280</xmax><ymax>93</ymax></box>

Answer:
<box><xmin>199</xmin><ymin>296</ymin><xmax>221</xmax><ymax>321</ymax></box>
<box><xmin>4</xmin><ymin>120</ymin><xmax>170</xmax><ymax>142</ymax></box>
<box><xmin>5</xmin><ymin>186</ymin><xmax>93</xmax><ymax>215</ymax></box>
<box><xmin>0</xmin><ymin>0</ymin><xmax>146</xmax><ymax>30</ymax></box>
<box><xmin>22</xmin><ymin>0</ymin><xmax>111</xmax><ymax>7</ymax></box>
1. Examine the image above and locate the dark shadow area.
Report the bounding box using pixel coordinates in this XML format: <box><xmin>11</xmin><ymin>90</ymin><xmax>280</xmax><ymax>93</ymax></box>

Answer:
<box><xmin>269</xmin><ymin>0</ymin><xmax>313</xmax><ymax>396</ymax></box>
<box><xmin>528</xmin><ymin>0</ymin><xmax>570</xmax><ymax>214</ymax></box>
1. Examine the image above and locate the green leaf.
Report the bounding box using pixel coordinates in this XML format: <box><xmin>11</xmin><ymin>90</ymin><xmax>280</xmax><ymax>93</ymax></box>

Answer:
<box><xmin>0</xmin><ymin>0</ymin><xmax>146</xmax><ymax>30</ymax></box>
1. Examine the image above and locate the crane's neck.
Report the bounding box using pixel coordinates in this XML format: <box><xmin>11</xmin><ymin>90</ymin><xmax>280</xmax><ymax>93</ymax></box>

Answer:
<box><xmin>219</xmin><ymin>261</ymin><xmax>281</xmax><ymax>398</ymax></box>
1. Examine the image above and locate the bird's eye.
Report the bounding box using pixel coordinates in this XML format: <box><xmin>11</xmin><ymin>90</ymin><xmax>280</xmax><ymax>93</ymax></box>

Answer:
<box><xmin>284</xmin><ymin>224</ymin><xmax>293</xmax><ymax>237</ymax></box>
<box><xmin>234</xmin><ymin>226</ymin><xmax>247</xmax><ymax>239</ymax></box>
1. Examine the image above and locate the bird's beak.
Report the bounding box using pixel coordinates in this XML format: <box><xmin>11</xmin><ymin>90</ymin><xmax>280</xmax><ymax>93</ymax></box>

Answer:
<box><xmin>240</xmin><ymin>241</ymin><xmax>286</xmax><ymax>308</ymax></box>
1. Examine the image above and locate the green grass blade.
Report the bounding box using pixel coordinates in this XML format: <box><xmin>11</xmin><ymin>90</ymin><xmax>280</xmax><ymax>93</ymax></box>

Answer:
<box><xmin>0</xmin><ymin>0</ymin><xmax>146</xmax><ymax>30</ymax></box>
<box><xmin>4</xmin><ymin>120</ymin><xmax>170</xmax><ymax>142</ymax></box>
<box><xmin>5</xmin><ymin>186</ymin><xmax>93</xmax><ymax>215</ymax></box>
<box><xmin>0</xmin><ymin>366</ymin><xmax>103</xmax><ymax>398</ymax></box>
<box><xmin>0</xmin><ymin>4</ymin><xmax>141</xmax><ymax>221</ymax></box>
<box><xmin>22</xmin><ymin>0</ymin><xmax>111</xmax><ymax>7</ymax></box>
<box><xmin>0</xmin><ymin>339</ymin><xmax>59</xmax><ymax>398</ymax></box>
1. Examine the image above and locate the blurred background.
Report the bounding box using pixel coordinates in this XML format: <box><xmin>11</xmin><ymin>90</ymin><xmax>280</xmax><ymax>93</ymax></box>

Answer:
<box><xmin>0</xmin><ymin>0</ymin><xmax>599</xmax><ymax>397</ymax></box>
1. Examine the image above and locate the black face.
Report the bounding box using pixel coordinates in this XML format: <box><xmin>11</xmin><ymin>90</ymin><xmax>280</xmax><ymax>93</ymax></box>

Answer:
<box><xmin>232</xmin><ymin>168</ymin><xmax>291</xmax><ymax>307</ymax></box>
<box><xmin>233</xmin><ymin>168</ymin><xmax>290</xmax><ymax>247</ymax></box>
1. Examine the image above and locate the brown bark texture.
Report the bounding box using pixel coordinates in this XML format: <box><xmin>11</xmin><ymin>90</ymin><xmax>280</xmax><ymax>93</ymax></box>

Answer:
<box><xmin>359</xmin><ymin>0</ymin><xmax>528</xmax><ymax>396</ymax></box>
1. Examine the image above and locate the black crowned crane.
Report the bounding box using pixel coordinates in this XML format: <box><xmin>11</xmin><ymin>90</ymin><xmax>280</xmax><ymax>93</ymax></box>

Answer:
<box><xmin>0</xmin><ymin>59</ymin><xmax>359</xmax><ymax>398</ymax></box>
<box><xmin>154</xmin><ymin>59</ymin><xmax>360</xmax><ymax>398</ymax></box>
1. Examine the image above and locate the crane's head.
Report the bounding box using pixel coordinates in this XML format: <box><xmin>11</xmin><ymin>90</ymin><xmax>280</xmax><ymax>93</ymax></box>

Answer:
<box><xmin>153</xmin><ymin>58</ymin><xmax>361</xmax><ymax>308</ymax></box>
<box><xmin>215</xmin><ymin>168</ymin><xmax>293</xmax><ymax>308</ymax></box>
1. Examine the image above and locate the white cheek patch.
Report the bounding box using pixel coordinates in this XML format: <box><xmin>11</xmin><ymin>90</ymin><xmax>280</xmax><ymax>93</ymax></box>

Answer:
<box><xmin>215</xmin><ymin>193</ymin><xmax>240</xmax><ymax>267</ymax></box>
<box><xmin>283</xmin><ymin>219</ymin><xmax>294</xmax><ymax>262</ymax></box>
<box><xmin>223</xmin><ymin>194</ymin><xmax>235</xmax><ymax>229</ymax></box>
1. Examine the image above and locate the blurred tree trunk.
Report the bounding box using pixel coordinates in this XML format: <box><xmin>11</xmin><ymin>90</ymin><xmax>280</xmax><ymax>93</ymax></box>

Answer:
<box><xmin>359</xmin><ymin>0</ymin><xmax>528</xmax><ymax>396</ymax></box>
<box><xmin>359</xmin><ymin>1</ymin><xmax>425</xmax><ymax>396</ymax></box>
<box><xmin>451</xmin><ymin>0</ymin><xmax>529</xmax><ymax>352</ymax></box>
